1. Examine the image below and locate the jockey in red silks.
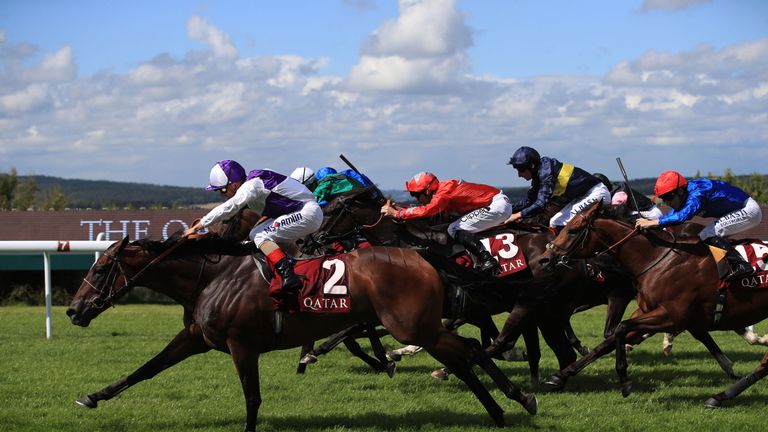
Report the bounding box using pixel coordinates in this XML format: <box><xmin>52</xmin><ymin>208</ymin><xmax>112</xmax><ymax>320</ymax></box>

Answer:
<box><xmin>184</xmin><ymin>160</ymin><xmax>323</xmax><ymax>302</ymax></box>
<box><xmin>504</xmin><ymin>146</ymin><xmax>611</xmax><ymax>231</ymax></box>
<box><xmin>380</xmin><ymin>171</ymin><xmax>512</xmax><ymax>274</ymax></box>
<box><xmin>635</xmin><ymin>170</ymin><xmax>762</xmax><ymax>282</ymax></box>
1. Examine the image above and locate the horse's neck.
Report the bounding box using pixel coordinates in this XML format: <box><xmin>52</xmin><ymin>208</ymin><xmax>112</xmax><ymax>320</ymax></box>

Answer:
<box><xmin>142</xmin><ymin>258</ymin><xmax>210</xmax><ymax>308</ymax></box>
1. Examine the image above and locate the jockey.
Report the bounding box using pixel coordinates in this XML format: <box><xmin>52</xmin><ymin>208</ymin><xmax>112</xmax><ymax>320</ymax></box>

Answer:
<box><xmin>635</xmin><ymin>170</ymin><xmax>761</xmax><ymax>282</ymax></box>
<box><xmin>505</xmin><ymin>146</ymin><xmax>611</xmax><ymax>230</ymax></box>
<box><xmin>313</xmin><ymin>167</ymin><xmax>366</xmax><ymax>206</ymax></box>
<box><xmin>290</xmin><ymin>166</ymin><xmax>318</xmax><ymax>191</ymax></box>
<box><xmin>184</xmin><ymin>160</ymin><xmax>323</xmax><ymax>297</ymax></box>
<box><xmin>380</xmin><ymin>171</ymin><xmax>512</xmax><ymax>274</ymax></box>
<box><xmin>592</xmin><ymin>173</ymin><xmax>663</xmax><ymax>220</ymax></box>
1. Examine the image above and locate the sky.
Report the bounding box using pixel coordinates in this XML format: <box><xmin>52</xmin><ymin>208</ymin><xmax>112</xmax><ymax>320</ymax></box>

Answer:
<box><xmin>1</xmin><ymin>0</ymin><xmax>767</xmax><ymax>190</ymax></box>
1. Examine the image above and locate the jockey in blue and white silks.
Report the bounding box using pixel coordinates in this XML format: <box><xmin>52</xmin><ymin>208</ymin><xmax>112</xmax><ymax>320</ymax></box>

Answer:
<box><xmin>636</xmin><ymin>171</ymin><xmax>762</xmax><ymax>282</ymax></box>
<box><xmin>184</xmin><ymin>161</ymin><xmax>322</xmax><ymax>302</ymax></box>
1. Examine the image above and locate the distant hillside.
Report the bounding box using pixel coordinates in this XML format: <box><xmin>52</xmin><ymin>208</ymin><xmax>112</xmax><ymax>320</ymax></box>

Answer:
<box><xmin>13</xmin><ymin>174</ymin><xmax>659</xmax><ymax>210</ymax></box>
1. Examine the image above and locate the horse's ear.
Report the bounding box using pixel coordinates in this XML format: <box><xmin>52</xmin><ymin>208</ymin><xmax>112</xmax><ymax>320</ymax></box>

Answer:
<box><xmin>118</xmin><ymin>236</ymin><xmax>130</xmax><ymax>250</ymax></box>
<box><xmin>585</xmin><ymin>200</ymin><xmax>602</xmax><ymax>219</ymax></box>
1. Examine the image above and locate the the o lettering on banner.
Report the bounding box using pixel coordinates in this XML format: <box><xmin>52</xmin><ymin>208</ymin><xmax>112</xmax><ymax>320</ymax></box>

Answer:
<box><xmin>322</xmin><ymin>259</ymin><xmax>347</xmax><ymax>295</ymax></box>
<box><xmin>162</xmin><ymin>220</ymin><xmax>189</xmax><ymax>240</ymax></box>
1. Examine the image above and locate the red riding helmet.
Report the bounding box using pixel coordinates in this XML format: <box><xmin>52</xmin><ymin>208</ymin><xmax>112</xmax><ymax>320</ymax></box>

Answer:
<box><xmin>405</xmin><ymin>172</ymin><xmax>439</xmax><ymax>195</ymax></box>
<box><xmin>654</xmin><ymin>170</ymin><xmax>688</xmax><ymax>198</ymax></box>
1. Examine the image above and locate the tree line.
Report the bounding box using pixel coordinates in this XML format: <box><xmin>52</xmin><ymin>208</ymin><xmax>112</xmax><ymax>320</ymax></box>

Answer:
<box><xmin>0</xmin><ymin>168</ymin><xmax>68</xmax><ymax>211</ymax></box>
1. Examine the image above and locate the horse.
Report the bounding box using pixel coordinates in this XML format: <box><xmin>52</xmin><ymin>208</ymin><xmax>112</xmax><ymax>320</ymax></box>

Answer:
<box><xmin>541</xmin><ymin>200</ymin><xmax>768</xmax><ymax>407</ymax></box>
<box><xmin>302</xmin><ymin>187</ymin><xmax>643</xmax><ymax>384</ymax></box>
<box><xmin>66</xmin><ymin>235</ymin><xmax>538</xmax><ymax>431</ymax></box>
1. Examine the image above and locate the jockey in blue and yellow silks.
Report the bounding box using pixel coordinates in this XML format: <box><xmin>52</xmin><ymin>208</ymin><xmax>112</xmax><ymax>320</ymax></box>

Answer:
<box><xmin>505</xmin><ymin>146</ymin><xmax>611</xmax><ymax>230</ymax></box>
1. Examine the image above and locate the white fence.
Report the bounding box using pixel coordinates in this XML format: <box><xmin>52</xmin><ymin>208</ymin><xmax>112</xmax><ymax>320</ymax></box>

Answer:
<box><xmin>0</xmin><ymin>234</ymin><xmax>115</xmax><ymax>339</ymax></box>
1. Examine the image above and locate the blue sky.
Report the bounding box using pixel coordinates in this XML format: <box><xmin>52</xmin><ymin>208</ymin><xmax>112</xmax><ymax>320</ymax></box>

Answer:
<box><xmin>1</xmin><ymin>0</ymin><xmax>767</xmax><ymax>189</ymax></box>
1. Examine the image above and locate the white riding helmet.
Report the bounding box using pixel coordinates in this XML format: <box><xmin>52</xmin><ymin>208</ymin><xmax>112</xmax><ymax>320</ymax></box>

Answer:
<box><xmin>290</xmin><ymin>167</ymin><xmax>315</xmax><ymax>184</ymax></box>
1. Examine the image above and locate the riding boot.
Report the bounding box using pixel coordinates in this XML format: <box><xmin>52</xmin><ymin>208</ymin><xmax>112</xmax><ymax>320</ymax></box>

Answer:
<box><xmin>703</xmin><ymin>236</ymin><xmax>755</xmax><ymax>282</ymax></box>
<box><xmin>454</xmin><ymin>230</ymin><xmax>500</xmax><ymax>274</ymax></box>
<box><xmin>274</xmin><ymin>257</ymin><xmax>302</xmax><ymax>293</ymax></box>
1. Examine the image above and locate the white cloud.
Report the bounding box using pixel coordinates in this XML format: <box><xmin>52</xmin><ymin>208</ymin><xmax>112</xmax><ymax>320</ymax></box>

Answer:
<box><xmin>187</xmin><ymin>15</ymin><xmax>238</xmax><ymax>59</ymax></box>
<box><xmin>346</xmin><ymin>0</ymin><xmax>472</xmax><ymax>93</ymax></box>
<box><xmin>641</xmin><ymin>0</ymin><xmax>711</xmax><ymax>12</ymax></box>
<box><xmin>0</xmin><ymin>11</ymin><xmax>766</xmax><ymax>189</ymax></box>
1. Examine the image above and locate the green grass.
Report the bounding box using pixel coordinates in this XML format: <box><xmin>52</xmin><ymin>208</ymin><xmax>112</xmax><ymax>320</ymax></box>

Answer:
<box><xmin>1</xmin><ymin>304</ymin><xmax>767</xmax><ymax>432</ymax></box>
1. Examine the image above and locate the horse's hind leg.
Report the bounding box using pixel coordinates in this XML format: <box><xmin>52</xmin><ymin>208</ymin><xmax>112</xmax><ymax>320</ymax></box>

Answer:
<box><xmin>76</xmin><ymin>328</ymin><xmax>210</xmax><ymax>408</ymax></box>
<box><xmin>469</xmin><ymin>337</ymin><xmax>538</xmax><ymax>414</ymax></box>
<box><xmin>364</xmin><ymin>323</ymin><xmax>397</xmax><ymax>377</ymax></box>
<box><xmin>297</xmin><ymin>323</ymin><xmax>368</xmax><ymax>372</ymax></box>
<box><xmin>423</xmin><ymin>330</ymin><xmax>507</xmax><ymax>426</ymax></box>
<box><xmin>690</xmin><ymin>330</ymin><xmax>739</xmax><ymax>379</ymax></box>
<box><xmin>705</xmin><ymin>350</ymin><xmax>768</xmax><ymax>408</ymax></box>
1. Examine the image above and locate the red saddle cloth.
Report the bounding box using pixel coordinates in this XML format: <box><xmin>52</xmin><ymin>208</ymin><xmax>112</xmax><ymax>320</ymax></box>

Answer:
<box><xmin>268</xmin><ymin>254</ymin><xmax>352</xmax><ymax>313</ymax></box>
<box><xmin>728</xmin><ymin>240</ymin><xmax>768</xmax><ymax>289</ymax></box>
<box><xmin>479</xmin><ymin>232</ymin><xmax>529</xmax><ymax>277</ymax></box>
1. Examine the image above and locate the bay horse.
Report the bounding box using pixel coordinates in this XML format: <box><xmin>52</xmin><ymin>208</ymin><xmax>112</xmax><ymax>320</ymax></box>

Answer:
<box><xmin>541</xmin><ymin>201</ymin><xmax>768</xmax><ymax>407</ymax></box>
<box><xmin>302</xmin><ymin>187</ymin><xmax>640</xmax><ymax>384</ymax></box>
<box><xmin>66</xmin><ymin>235</ymin><xmax>537</xmax><ymax>431</ymax></box>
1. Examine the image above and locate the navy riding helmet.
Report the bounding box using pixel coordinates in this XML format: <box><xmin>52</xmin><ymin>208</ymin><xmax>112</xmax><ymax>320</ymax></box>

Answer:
<box><xmin>508</xmin><ymin>146</ymin><xmax>541</xmax><ymax>169</ymax></box>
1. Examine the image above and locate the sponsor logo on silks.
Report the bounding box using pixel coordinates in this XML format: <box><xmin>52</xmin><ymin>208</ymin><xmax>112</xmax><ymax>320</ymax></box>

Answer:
<box><xmin>479</xmin><ymin>233</ymin><xmax>528</xmax><ymax>277</ymax></box>
<box><xmin>733</xmin><ymin>241</ymin><xmax>768</xmax><ymax>289</ymax></box>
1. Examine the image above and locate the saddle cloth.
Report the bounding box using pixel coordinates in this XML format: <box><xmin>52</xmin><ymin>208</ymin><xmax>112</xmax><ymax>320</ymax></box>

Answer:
<box><xmin>268</xmin><ymin>254</ymin><xmax>352</xmax><ymax>313</ymax></box>
<box><xmin>728</xmin><ymin>240</ymin><xmax>768</xmax><ymax>289</ymax></box>
<box><xmin>479</xmin><ymin>232</ymin><xmax>529</xmax><ymax>277</ymax></box>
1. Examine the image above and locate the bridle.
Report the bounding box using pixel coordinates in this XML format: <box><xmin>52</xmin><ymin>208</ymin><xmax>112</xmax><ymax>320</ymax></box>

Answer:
<box><xmin>305</xmin><ymin>193</ymin><xmax>388</xmax><ymax>252</ymax></box>
<box><xmin>545</xmin><ymin>212</ymin><xmax>677</xmax><ymax>277</ymax></box>
<box><xmin>82</xmin><ymin>237</ymin><xmax>192</xmax><ymax>309</ymax></box>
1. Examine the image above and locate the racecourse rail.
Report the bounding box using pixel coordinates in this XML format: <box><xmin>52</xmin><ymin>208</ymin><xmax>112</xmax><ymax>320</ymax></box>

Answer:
<box><xmin>0</xmin><ymin>234</ymin><xmax>115</xmax><ymax>339</ymax></box>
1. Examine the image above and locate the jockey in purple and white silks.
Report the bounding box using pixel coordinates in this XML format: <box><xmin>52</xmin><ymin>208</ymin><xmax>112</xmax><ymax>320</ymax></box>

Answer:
<box><xmin>184</xmin><ymin>160</ymin><xmax>323</xmax><ymax>300</ymax></box>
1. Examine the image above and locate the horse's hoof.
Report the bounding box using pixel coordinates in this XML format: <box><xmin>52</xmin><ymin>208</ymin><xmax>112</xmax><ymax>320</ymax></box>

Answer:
<box><xmin>431</xmin><ymin>368</ymin><xmax>449</xmax><ymax>380</ymax></box>
<box><xmin>386</xmin><ymin>351</ymin><xmax>402</xmax><ymax>362</ymax></box>
<box><xmin>544</xmin><ymin>375</ymin><xmax>565</xmax><ymax>391</ymax></box>
<box><xmin>620</xmin><ymin>381</ymin><xmax>633</xmax><ymax>397</ymax></box>
<box><xmin>385</xmin><ymin>361</ymin><xmax>396</xmax><ymax>378</ymax></box>
<box><xmin>577</xmin><ymin>346</ymin><xmax>590</xmax><ymax>356</ymax></box>
<box><xmin>501</xmin><ymin>347</ymin><xmax>527</xmax><ymax>362</ymax></box>
<box><xmin>662</xmin><ymin>345</ymin><xmax>673</xmax><ymax>357</ymax></box>
<box><xmin>704</xmin><ymin>397</ymin><xmax>722</xmax><ymax>409</ymax></box>
<box><xmin>299</xmin><ymin>353</ymin><xmax>317</xmax><ymax>365</ymax></box>
<box><xmin>523</xmin><ymin>394</ymin><xmax>538</xmax><ymax>415</ymax></box>
<box><xmin>624</xmin><ymin>344</ymin><xmax>633</xmax><ymax>353</ymax></box>
<box><xmin>75</xmin><ymin>395</ymin><xmax>97</xmax><ymax>409</ymax></box>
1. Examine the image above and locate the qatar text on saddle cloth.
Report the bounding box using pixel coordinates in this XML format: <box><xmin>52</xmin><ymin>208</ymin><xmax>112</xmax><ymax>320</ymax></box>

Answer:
<box><xmin>269</xmin><ymin>254</ymin><xmax>352</xmax><ymax>313</ymax></box>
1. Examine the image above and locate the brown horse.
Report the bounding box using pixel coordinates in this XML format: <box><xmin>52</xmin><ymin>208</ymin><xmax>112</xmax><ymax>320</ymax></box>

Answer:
<box><xmin>541</xmin><ymin>201</ymin><xmax>768</xmax><ymax>407</ymax></box>
<box><xmin>66</xmin><ymin>236</ymin><xmax>537</xmax><ymax>430</ymax></box>
<box><xmin>304</xmin><ymin>188</ymin><xmax>641</xmax><ymax>381</ymax></box>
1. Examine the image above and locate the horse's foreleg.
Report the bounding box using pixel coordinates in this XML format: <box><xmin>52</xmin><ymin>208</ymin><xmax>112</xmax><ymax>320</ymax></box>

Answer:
<box><xmin>298</xmin><ymin>323</ymin><xmax>367</xmax><ymax>370</ymax></box>
<box><xmin>228</xmin><ymin>340</ymin><xmax>262</xmax><ymax>432</ymax></box>
<box><xmin>564</xmin><ymin>318</ymin><xmax>589</xmax><ymax>356</ymax></box>
<box><xmin>486</xmin><ymin>303</ymin><xmax>532</xmax><ymax>358</ymax></box>
<box><xmin>690</xmin><ymin>330</ymin><xmax>739</xmax><ymax>379</ymax></box>
<box><xmin>76</xmin><ymin>328</ymin><xmax>211</xmax><ymax>408</ymax></box>
<box><xmin>521</xmin><ymin>322</ymin><xmax>541</xmax><ymax>387</ymax></box>
<box><xmin>705</xmin><ymin>350</ymin><xmax>768</xmax><ymax>408</ymax></box>
<box><xmin>364</xmin><ymin>323</ymin><xmax>396</xmax><ymax>377</ymax></box>
<box><xmin>613</xmin><ymin>307</ymin><xmax>675</xmax><ymax>397</ymax></box>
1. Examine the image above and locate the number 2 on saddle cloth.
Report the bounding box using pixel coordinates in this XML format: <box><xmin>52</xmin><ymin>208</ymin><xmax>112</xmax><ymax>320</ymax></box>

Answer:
<box><xmin>268</xmin><ymin>255</ymin><xmax>353</xmax><ymax>313</ymax></box>
<box><xmin>457</xmin><ymin>233</ymin><xmax>529</xmax><ymax>277</ymax></box>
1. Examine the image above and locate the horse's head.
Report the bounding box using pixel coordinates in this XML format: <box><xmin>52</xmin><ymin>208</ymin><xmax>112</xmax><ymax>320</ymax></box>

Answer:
<box><xmin>540</xmin><ymin>200</ymin><xmax>604</xmax><ymax>269</ymax></box>
<box><xmin>303</xmin><ymin>187</ymin><xmax>386</xmax><ymax>251</ymax></box>
<box><xmin>66</xmin><ymin>236</ymin><xmax>142</xmax><ymax>326</ymax></box>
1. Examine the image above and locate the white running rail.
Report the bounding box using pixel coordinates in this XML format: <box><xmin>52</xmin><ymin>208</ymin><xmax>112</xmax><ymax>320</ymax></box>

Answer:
<box><xmin>0</xmin><ymin>234</ymin><xmax>115</xmax><ymax>339</ymax></box>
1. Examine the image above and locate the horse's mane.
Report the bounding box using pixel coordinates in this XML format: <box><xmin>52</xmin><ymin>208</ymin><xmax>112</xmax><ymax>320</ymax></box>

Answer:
<box><xmin>131</xmin><ymin>234</ymin><xmax>255</xmax><ymax>258</ymax></box>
